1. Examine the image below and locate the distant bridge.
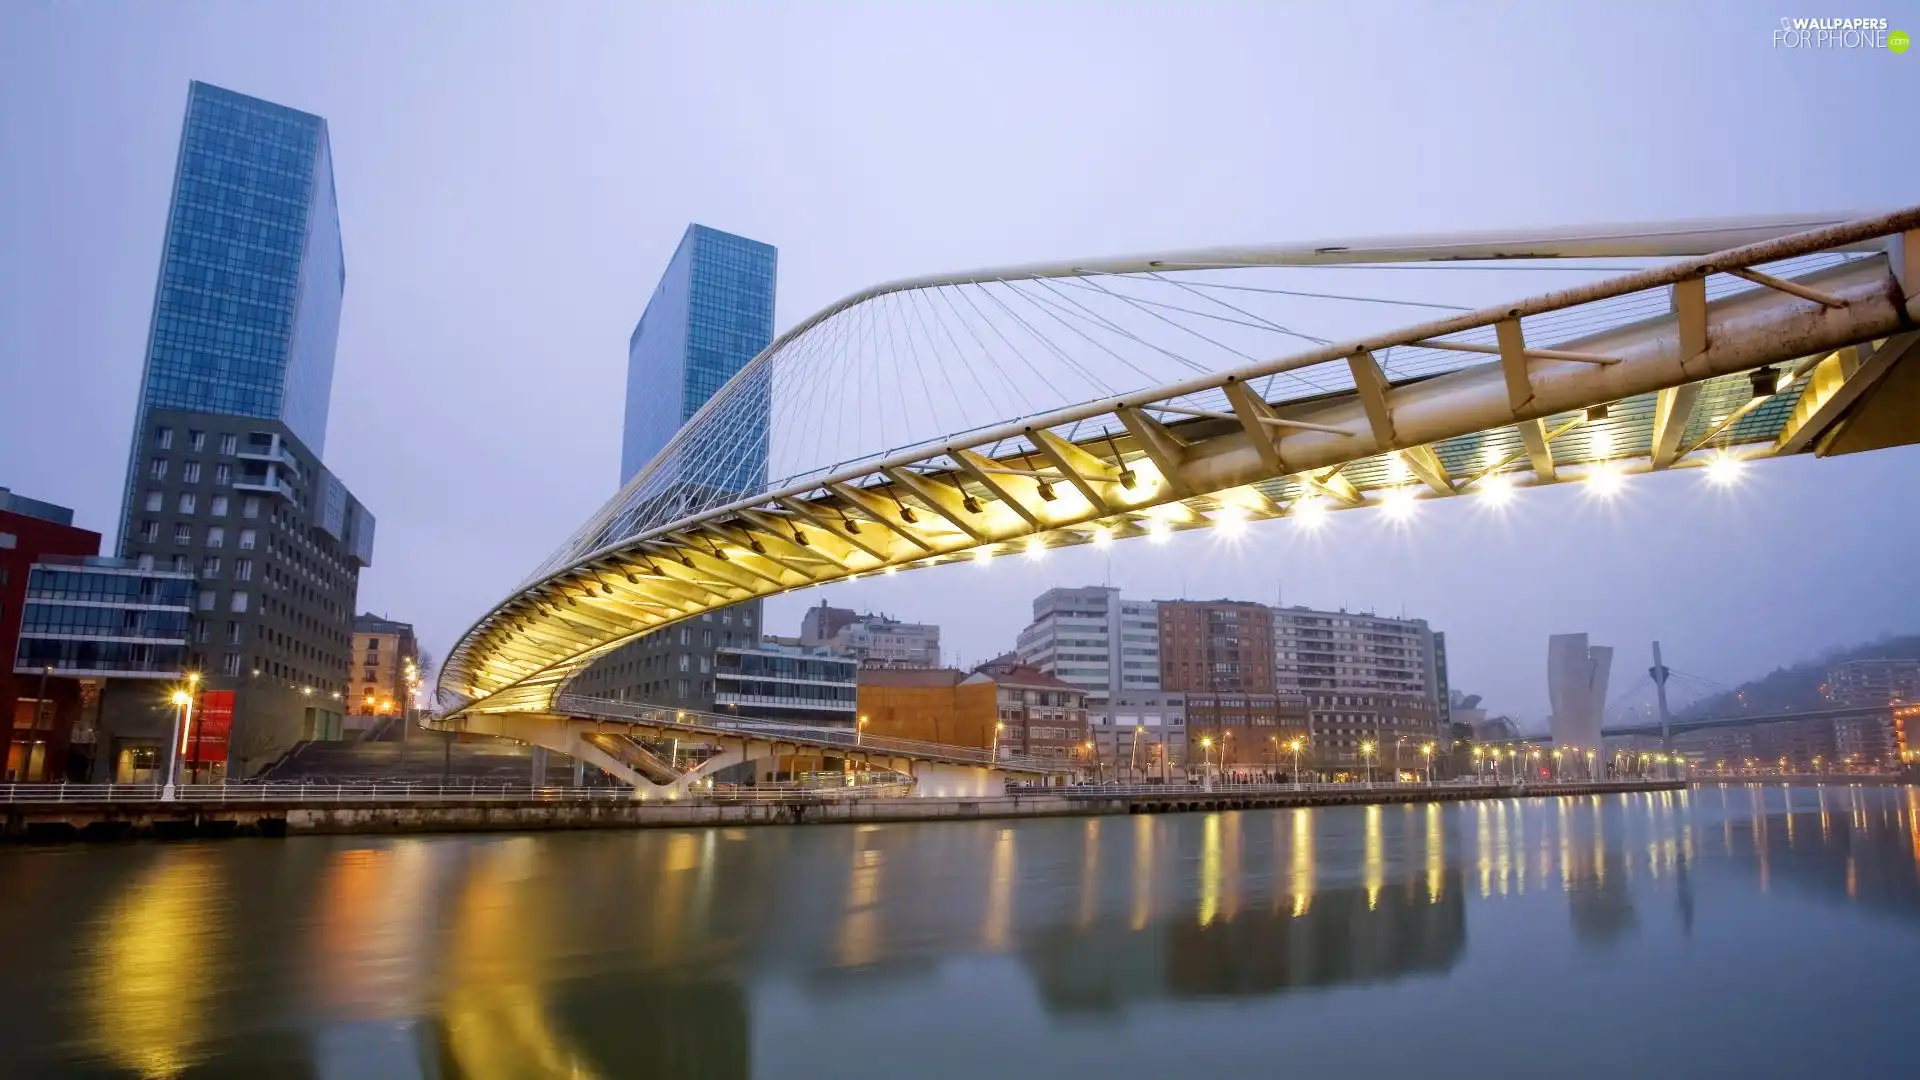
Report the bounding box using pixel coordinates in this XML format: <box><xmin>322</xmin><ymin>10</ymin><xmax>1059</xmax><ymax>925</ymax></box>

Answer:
<box><xmin>1482</xmin><ymin>703</ymin><xmax>1896</xmax><ymax>746</ymax></box>
<box><xmin>1603</xmin><ymin>703</ymin><xmax>1894</xmax><ymax>739</ymax></box>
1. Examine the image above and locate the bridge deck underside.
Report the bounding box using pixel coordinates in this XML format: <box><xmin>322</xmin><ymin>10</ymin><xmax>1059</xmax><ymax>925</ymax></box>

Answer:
<box><xmin>441</xmin><ymin>210</ymin><xmax>1920</xmax><ymax>718</ymax></box>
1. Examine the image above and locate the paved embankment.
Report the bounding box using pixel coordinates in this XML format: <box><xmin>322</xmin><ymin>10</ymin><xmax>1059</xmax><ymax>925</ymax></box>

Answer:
<box><xmin>0</xmin><ymin>780</ymin><xmax>1693</xmax><ymax>842</ymax></box>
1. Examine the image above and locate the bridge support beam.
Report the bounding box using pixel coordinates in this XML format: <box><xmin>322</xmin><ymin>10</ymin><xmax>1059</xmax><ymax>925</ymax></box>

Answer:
<box><xmin>452</xmin><ymin>712</ymin><xmax>667</xmax><ymax>797</ymax></box>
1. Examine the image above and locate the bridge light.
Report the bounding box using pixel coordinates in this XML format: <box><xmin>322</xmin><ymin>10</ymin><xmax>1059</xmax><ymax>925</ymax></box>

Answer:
<box><xmin>974</xmin><ymin>547</ymin><xmax>994</xmax><ymax>566</ymax></box>
<box><xmin>1291</xmin><ymin>496</ymin><xmax>1327</xmax><ymax>529</ymax></box>
<box><xmin>1381</xmin><ymin>486</ymin><xmax>1417</xmax><ymax>521</ymax></box>
<box><xmin>1147</xmin><ymin>519</ymin><xmax>1172</xmax><ymax>544</ymax></box>
<box><xmin>1090</xmin><ymin>524</ymin><xmax>1113</xmax><ymax>549</ymax></box>
<box><xmin>884</xmin><ymin>565</ymin><xmax>899</xmax><ymax>576</ymax></box>
<box><xmin>1026</xmin><ymin>535</ymin><xmax>1047</xmax><ymax>560</ymax></box>
<box><xmin>1585</xmin><ymin>462</ymin><xmax>1624</xmax><ymax>498</ymax></box>
<box><xmin>1478</xmin><ymin>473</ymin><xmax>1514</xmax><ymax>507</ymax></box>
<box><xmin>1214</xmin><ymin>505</ymin><xmax>1246</xmax><ymax>538</ymax></box>
<box><xmin>1705</xmin><ymin>452</ymin><xmax>1743</xmax><ymax>487</ymax></box>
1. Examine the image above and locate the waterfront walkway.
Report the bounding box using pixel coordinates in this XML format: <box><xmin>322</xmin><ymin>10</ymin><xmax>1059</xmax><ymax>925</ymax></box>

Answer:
<box><xmin>0</xmin><ymin>778</ymin><xmax>1697</xmax><ymax>842</ymax></box>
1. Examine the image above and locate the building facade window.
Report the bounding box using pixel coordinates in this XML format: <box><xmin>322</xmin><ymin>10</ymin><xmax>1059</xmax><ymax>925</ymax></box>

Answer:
<box><xmin>223</xmin><ymin>653</ymin><xmax>243</xmax><ymax>676</ymax></box>
<box><xmin>182</xmin><ymin>462</ymin><xmax>200</xmax><ymax>484</ymax></box>
<box><xmin>206</xmin><ymin>526</ymin><xmax>224</xmax><ymax>548</ymax></box>
<box><xmin>210</xmin><ymin>495</ymin><xmax>227</xmax><ymax>516</ymax></box>
<box><xmin>144</xmin><ymin>491</ymin><xmax>163</xmax><ymax>512</ymax></box>
<box><xmin>238</xmin><ymin>529</ymin><xmax>255</xmax><ymax>550</ymax></box>
<box><xmin>198</xmin><ymin>589</ymin><xmax>216</xmax><ymax>611</ymax></box>
<box><xmin>156</xmin><ymin>427</ymin><xmax>173</xmax><ymax>449</ymax></box>
<box><xmin>200</xmin><ymin>556</ymin><xmax>220</xmax><ymax>578</ymax></box>
<box><xmin>234</xmin><ymin>558</ymin><xmax>251</xmax><ymax>581</ymax></box>
<box><xmin>220</xmin><ymin>434</ymin><xmax>237</xmax><ymax>455</ymax></box>
<box><xmin>150</xmin><ymin>458</ymin><xmax>168</xmax><ymax>480</ymax></box>
<box><xmin>173</xmin><ymin>523</ymin><xmax>192</xmax><ymax>545</ymax></box>
<box><xmin>230</xmin><ymin>591</ymin><xmax>249</xmax><ymax>613</ymax></box>
<box><xmin>178</xmin><ymin>493</ymin><xmax>196</xmax><ymax>515</ymax></box>
<box><xmin>189</xmin><ymin>430</ymin><xmax>205</xmax><ymax>451</ymax></box>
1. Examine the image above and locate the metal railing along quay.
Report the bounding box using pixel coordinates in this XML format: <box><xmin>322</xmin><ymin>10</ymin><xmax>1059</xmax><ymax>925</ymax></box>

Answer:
<box><xmin>1055</xmin><ymin>778</ymin><xmax>1680</xmax><ymax>798</ymax></box>
<box><xmin>0</xmin><ymin>780</ymin><xmax>918</xmax><ymax>805</ymax></box>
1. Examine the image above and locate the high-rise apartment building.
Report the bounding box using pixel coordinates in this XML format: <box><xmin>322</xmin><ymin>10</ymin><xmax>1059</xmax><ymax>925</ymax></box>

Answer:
<box><xmin>1156</xmin><ymin>600</ymin><xmax>1274</xmax><ymax>694</ymax></box>
<box><xmin>1270</xmin><ymin>606</ymin><xmax>1443</xmax><ymax>699</ymax></box>
<box><xmin>1826</xmin><ymin>658</ymin><xmax>1917</xmax><ymax>766</ymax></box>
<box><xmin>114</xmin><ymin>83</ymin><xmax>373</xmax><ymax>774</ymax></box>
<box><xmin>576</xmin><ymin>225</ymin><xmax>777</xmax><ymax>712</ymax></box>
<box><xmin>1015</xmin><ymin>586</ymin><xmax>1160</xmax><ymax>704</ymax></box>
<box><xmin>1827</xmin><ymin>659</ymin><xmax>1920</xmax><ymax>707</ymax></box>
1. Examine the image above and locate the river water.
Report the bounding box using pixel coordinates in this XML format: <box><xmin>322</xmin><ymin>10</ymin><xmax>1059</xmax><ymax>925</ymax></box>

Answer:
<box><xmin>2</xmin><ymin>785</ymin><xmax>1917</xmax><ymax>1079</ymax></box>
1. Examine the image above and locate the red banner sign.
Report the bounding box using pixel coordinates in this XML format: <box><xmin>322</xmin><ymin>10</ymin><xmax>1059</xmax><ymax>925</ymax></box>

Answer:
<box><xmin>189</xmin><ymin>690</ymin><xmax>235</xmax><ymax>765</ymax></box>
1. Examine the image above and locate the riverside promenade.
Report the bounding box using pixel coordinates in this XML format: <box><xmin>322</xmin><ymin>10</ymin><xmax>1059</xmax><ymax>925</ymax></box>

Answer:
<box><xmin>0</xmin><ymin>778</ymin><xmax>1689</xmax><ymax>842</ymax></box>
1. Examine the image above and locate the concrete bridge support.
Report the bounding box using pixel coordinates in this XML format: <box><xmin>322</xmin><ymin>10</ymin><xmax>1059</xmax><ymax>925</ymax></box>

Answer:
<box><xmin>440</xmin><ymin>713</ymin><xmax>1078</xmax><ymax>798</ymax></box>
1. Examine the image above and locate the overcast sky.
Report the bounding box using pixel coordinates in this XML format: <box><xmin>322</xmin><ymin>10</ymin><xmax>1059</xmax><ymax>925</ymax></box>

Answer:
<box><xmin>2</xmin><ymin>0</ymin><xmax>1916</xmax><ymax>721</ymax></box>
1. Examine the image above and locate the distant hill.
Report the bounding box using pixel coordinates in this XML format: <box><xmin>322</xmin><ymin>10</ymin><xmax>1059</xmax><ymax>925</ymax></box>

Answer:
<box><xmin>1675</xmin><ymin>633</ymin><xmax>1920</xmax><ymax>720</ymax></box>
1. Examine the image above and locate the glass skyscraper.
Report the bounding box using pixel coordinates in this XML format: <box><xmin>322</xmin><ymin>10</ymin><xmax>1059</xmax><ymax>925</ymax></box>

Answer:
<box><xmin>112</xmin><ymin>82</ymin><xmax>371</xmax><ymax>775</ymax></box>
<box><xmin>574</xmin><ymin>225</ymin><xmax>776</xmax><ymax>715</ymax></box>
<box><xmin>620</xmin><ymin>224</ymin><xmax>777</xmax><ymax>486</ymax></box>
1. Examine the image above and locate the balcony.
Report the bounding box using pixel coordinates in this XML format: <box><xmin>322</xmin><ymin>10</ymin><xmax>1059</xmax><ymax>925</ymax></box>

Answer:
<box><xmin>237</xmin><ymin>434</ymin><xmax>301</xmax><ymax>476</ymax></box>
<box><xmin>234</xmin><ymin>465</ymin><xmax>297</xmax><ymax>503</ymax></box>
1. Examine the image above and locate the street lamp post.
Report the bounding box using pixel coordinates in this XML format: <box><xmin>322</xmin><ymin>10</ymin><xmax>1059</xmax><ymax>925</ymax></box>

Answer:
<box><xmin>1289</xmin><ymin>738</ymin><xmax>1303</xmax><ymax>790</ymax></box>
<box><xmin>1551</xmin><ymin>749</ymin><xmax>1563</xmax><ymax>782</ymax></box>
<box><xmin>1421</xmin><ymin>743</ymin><xmax>1435</xmax><ymax>785</ymax></box>
<box><xmin>1199</xmin><ymin>736</ymin><xmax>1214</xmax><ymax>790</ymax></box>
<box><xmin>1360</xmin><ymin>740</ymin><xmax>1375</xmax><ymax>787</ymax></box>
<box><xmin>992</xmin><ymin>721</ymin><xmax>1005</xmax><ymax>761</ymax></box>
<box><xmin>857</xmin><ymin>714</ymin><xmax>868</xmax><ymax>747</ymax></box>
<box><xmin>161</xmin><ymin>673</ymin><xmax>199</xmax><ymax>801</ymax></box>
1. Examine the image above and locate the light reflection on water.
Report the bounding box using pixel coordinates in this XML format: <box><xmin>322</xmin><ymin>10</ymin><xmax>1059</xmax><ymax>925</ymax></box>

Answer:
<box><xmin>2</xmin><ymin>785</ymin><xmax>1918</xmax><ymax>1078</ymax></box>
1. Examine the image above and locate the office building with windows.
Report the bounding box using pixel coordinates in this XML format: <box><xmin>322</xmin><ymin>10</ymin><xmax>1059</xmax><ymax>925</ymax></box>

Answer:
<box><xmin>114</xmin><ymin>83</ymin><xmax>373</xmax><ymax>774</ymax></box>
<box><xmin>1015</xmin><ymin>586</ymin><xmax>1160</xmax><ymax>705</ymax></box>
<box><xmin>581</xmin><ymin>225</ymin><xmax>777</xmax><ymax>713</ymax></box>
<box><xmin>3</xmin><ymin>488</ymin><xmax>194</xmax><ymax>782</ymax></box>
<box><xmin>714</xmin><ymin>641</ymin><xmax>857</xmax><ymax>724</ymax></box>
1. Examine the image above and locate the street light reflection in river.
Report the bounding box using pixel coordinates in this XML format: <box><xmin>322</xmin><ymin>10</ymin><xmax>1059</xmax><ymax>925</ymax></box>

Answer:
<box><xmin>86</xmin><ymin>850</ymin><xmax>222</xmax><ymax>1079</ymax></box>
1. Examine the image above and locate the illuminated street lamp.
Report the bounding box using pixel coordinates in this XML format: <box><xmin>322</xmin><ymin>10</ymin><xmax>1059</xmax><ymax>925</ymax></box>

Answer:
<box><xmin>1551</xmin><ymin>749</ymin><xmax>1563</xmax><ymax>782</ymax></box>
<box><xmin>161</xmin><ymin>673</ymin><xmax>200</xmax><ymax>802</ymax></box>
<box><xmin>857</xmin><ymin>714</ymin><xmax>869</xmax><ymax>747</ymax></box>
<box><xmin>992</xmin><ymin>721</ymin><xmax>1005</xmax><ymax>760</ymax></box>
<box><xmin>1360</xmin><ymin>740</ymin><xmax>1376</xmax><ymax>786</ymax></box>
<box><xmin>1200</xmin><ymin>736</ymin><xmax>1214</xmax><ymax>788</ymax></box>
<box><xmin>1420</xmin><ymin>743</ymin><xmax>1435</xmax><ymax>785</ymax></box>
<box><xmin>1289</xmin><ymin>737</ymin><xmax>1304</xmax><ymax>790</ymax></box>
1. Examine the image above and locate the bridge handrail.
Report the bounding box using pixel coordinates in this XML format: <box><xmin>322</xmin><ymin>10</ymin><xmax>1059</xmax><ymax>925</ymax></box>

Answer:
<box><xmin>554</xmin><ymin>693</ymin><xmax>1068</xmax><ymax>772</ymax></box>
